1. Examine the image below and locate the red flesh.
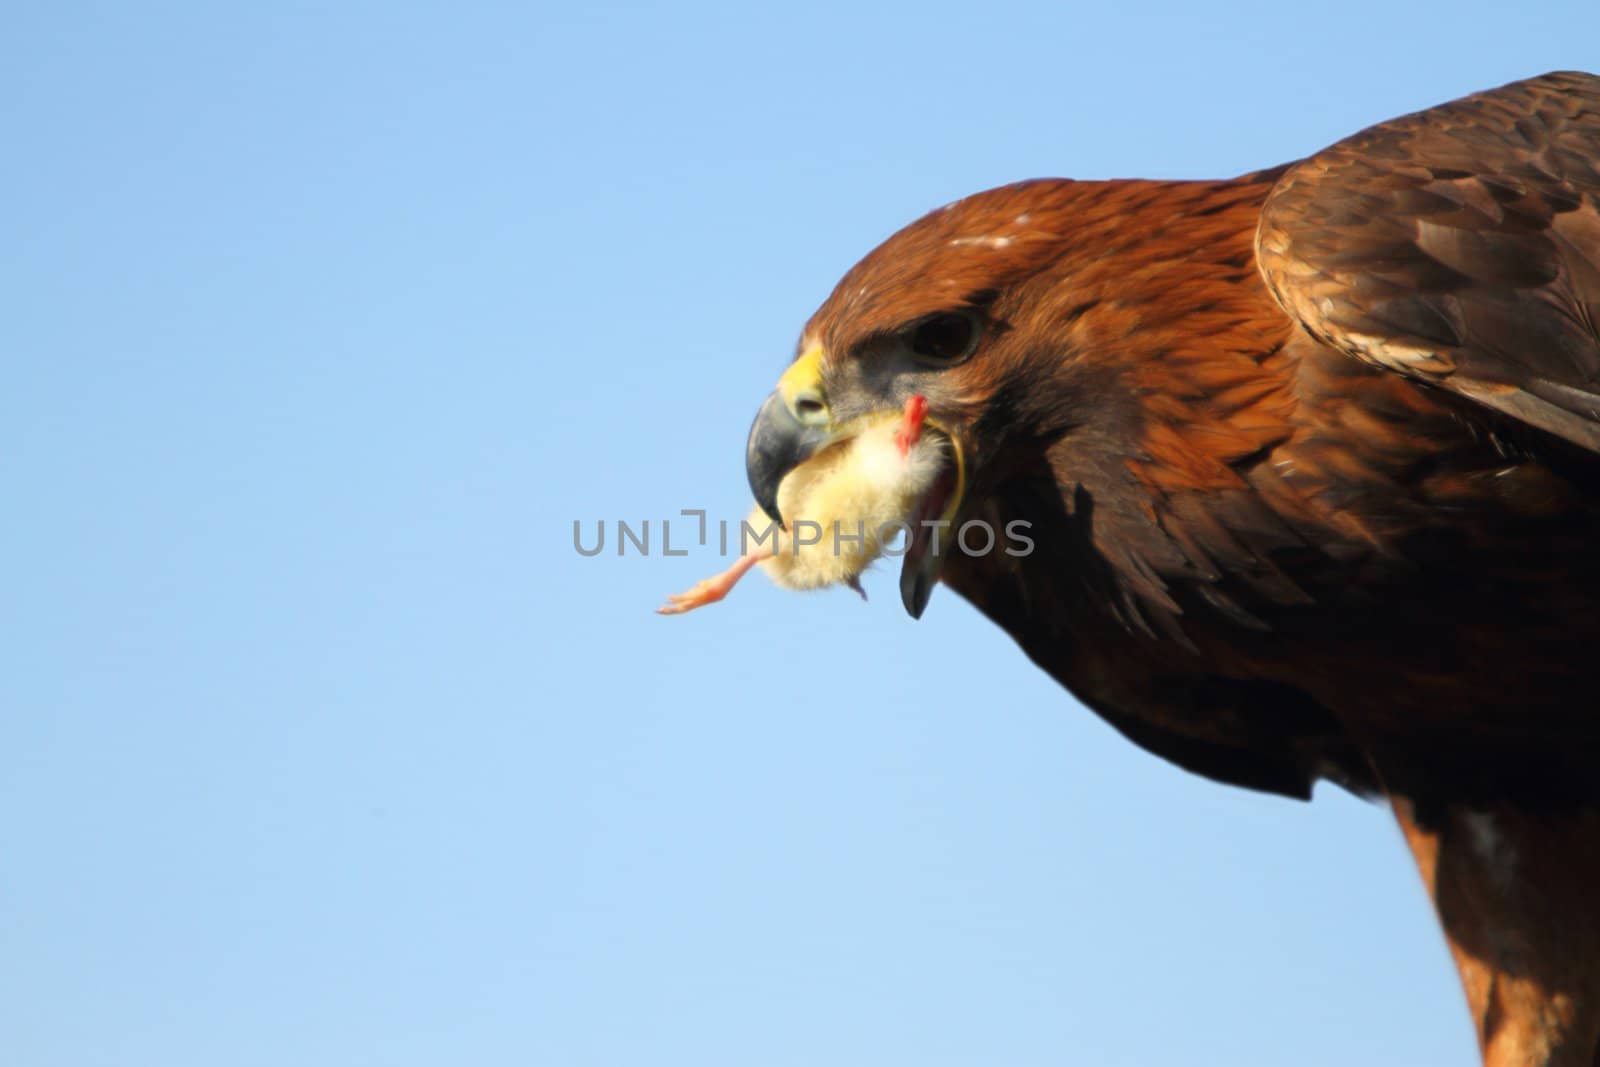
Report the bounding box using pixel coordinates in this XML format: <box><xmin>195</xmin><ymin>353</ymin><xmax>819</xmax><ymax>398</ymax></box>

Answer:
<box><xmin>895</xmin><ymin>394</ymin><xmax>928</xmax><ymax>457</ymax></box>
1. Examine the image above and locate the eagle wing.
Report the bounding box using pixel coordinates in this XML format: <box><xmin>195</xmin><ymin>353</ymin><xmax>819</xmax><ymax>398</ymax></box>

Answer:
<box><xmin>1257</xmin><ymin>71</ymin><xmax>1600</xmax><ymax>451</ymax></box>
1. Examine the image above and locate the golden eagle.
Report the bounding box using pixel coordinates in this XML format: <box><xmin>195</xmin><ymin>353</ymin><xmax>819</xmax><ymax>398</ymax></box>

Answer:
<box><xmin>665</xmin><ymin>72</ymin><xmax>1600</xmax><ymax>1066</ymax></box>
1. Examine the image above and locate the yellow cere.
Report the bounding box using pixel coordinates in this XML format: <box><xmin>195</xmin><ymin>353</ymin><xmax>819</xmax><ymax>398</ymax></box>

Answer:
<box><xmin>776</xmin><ymin>343</ymin><xmax>826</xmax><ymax>412</ymax></box>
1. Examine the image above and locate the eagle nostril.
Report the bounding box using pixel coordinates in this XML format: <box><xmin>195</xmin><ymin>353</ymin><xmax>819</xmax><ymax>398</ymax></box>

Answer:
<box><xmin>792</xmin><ymin>393</ymin><xmax>828</xmax><ymax>424</ymax></box>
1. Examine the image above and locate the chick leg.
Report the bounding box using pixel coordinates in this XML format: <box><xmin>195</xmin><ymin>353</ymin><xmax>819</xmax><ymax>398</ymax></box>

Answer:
<box><xmin>657</xmin><ymin>547</ymin><xmax>774</xmax><ymax>615</ymax></box>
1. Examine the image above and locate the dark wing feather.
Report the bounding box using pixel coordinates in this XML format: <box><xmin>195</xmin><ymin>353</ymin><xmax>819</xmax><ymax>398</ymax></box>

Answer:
<box><xmin>1257</xmin><ymin>71</ymin><xmax>1600</xmax><ymax>451</ymax></box>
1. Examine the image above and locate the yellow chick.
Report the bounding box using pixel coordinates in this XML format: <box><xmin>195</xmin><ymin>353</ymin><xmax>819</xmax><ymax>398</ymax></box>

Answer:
<box><xmin>759</xmin><ymin>407</ymin><xmax>947</xmax><ymax>590</ymax></box>
<box><xmin>658</xmin><ymin>395</ymin><xmax>947</xmax><ymax>614</ymax></box>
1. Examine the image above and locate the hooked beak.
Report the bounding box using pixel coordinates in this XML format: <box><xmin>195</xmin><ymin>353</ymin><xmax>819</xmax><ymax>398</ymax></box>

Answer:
<box><xmin>745</xmin><ymin>346</ymin><xmax>834</xmax><ymax>526</ymax></box>
<box><xmin>745</xmin><ymin>390</ymin><xmax>834</xmax><ymax>526</ymax></box>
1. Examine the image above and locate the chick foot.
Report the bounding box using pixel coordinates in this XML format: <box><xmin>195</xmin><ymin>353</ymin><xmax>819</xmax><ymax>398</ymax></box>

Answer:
<box><xmin>657</xmin><ymin>549</ymin><xmax>773</xmax><ymax>615</ymax></box>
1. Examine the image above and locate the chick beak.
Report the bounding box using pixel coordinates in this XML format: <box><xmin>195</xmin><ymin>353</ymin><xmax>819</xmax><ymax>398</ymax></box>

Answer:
<box><xmin>745</xmin><ymin>391</ymin><xmax>832</xmax><ymax>525</ymax></box>
<box><xmin>897</xmin><ymin>458</ymin><xmax>960</xmax><ymax>620</ymax></box>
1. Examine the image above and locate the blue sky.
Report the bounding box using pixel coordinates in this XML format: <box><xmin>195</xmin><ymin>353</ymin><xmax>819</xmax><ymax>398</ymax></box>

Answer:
<box><xmin>4</xmin><ymin>3</ymin><xmax>1595</xmax><ymax>1064</ymax></box>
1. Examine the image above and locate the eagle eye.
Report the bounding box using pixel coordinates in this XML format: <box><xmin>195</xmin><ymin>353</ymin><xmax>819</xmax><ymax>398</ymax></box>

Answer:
<box><xmin>906</xmin><ymin>311</ymin><xmax>980</xmax><ymax>365</ymax></box>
